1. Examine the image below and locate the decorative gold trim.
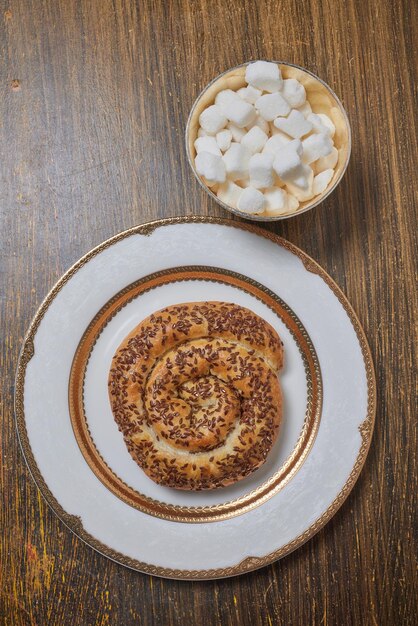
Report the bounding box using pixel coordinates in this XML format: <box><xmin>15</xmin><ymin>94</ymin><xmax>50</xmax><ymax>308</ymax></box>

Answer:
<box><xmin>68</xmin><ymin>266</ymin><xmax>322</xmax><ymax>523</ymax></box>
<box><xmin>358</xmin><ymin>417</ymin><xmax>374</xmax><ymax>441</ymax></box>
<box><xmin>15</xmin><ymin>216</ymin><xmax>376</xmax><ymax>579</ymax></box>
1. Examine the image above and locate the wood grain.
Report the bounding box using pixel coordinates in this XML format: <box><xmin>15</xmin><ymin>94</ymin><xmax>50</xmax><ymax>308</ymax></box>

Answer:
<box><xmin>1</xmin><ymin>0</ymin><xmax>416</xmax><ymax>624</ymax></box>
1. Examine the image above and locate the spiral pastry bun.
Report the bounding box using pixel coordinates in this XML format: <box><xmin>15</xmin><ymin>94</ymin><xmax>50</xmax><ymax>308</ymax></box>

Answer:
<box><xmin>108</xmin><ymin>302</ymin><xmax>284</xmax><ymax>490</ymax></box>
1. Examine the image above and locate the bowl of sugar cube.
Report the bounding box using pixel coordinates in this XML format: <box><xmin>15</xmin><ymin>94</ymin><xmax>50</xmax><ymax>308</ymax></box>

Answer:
<box><xmin>186</xmin><ymin>61</ymin><xmax>351</xmax><ymax>220</ymax></box>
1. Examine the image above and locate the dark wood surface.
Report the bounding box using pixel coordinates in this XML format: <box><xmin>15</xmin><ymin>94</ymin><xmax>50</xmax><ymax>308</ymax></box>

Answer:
<box><xmin>1</xmin><ymin>0</ymin><xmax>416</xmax><ymax>624</ymax></box>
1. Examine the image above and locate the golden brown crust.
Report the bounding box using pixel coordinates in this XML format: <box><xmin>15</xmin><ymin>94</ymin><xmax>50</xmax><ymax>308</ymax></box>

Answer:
<box><xmin>108</xmin><ymin>302</ymin><xmax>283</xmax><ymax>490</ymax></box>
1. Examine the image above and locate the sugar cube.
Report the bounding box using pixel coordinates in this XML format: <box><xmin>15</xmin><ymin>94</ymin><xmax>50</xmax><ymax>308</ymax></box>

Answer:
<box><xmin>227</xmin><ymin>122</ymin><xmax>247</xmax><ymax>142</ymax></box>
<box><xmin>195</xmin><ymin>151</ymin><xmax>226</xmax><ymax>184</ymax></box>
<box><xmin>216</xmin><ymin>129</ymin><xmax>232</xmax><ymax>152</ymax></box>
<box><xmin>296</xmin><ymin>101</ymin><xmax>312</xmax><ymax>118</ymax></box>
<box><xmin>217</xmin><ymin>91</ymin><xmax>256</xmax><ymax>128</ymax></box>
<box><xmin>274</xmin><ymin>110</ymin><xmax>313</xmax><ymax>139</ymax></box>
<box><xmin>256</xmin><ymin>92</ymin><xmax>290</xmax><ymax>121</ymax></box>
<box><xmin>237</xmin><ymin>186</ymin><xmax>266</xmax><ymax>214</ymax></box>
<box><xmin>222</xmin><ymin>143</ymin><xmax>251</xmax><ymax>180</ymax></box>
<box><xmin>313</xmin><ymin>146</ymin><xmax>339</xmax><ymax>173</ymax></box>
<box><xmin>241</xmin><ymin>126</ymin><xmax>268</xmax><ymax>154</ymax></box>
<box><xmin>263</xmin><ymin>188</ymin><xmax>300</xmax><ymax>216</ymax></box>
<box><xmin>215</xmin><ymin>89</ymin><xmax>239</xmax><ymax>108</ymax></box>
<box><xmin>262</xmin><ymin>134</ymin><xmax>291</xmax><ymax>156</ymax></box>
<box><xmin>302</xmin><ymin>133</ymin><xmax>333</xmax><ymax>164</ymax></box>
<box><xmin>281</xmin><ymin>79</ymin><xmax>306</xmax><ymax>108</ymax></box>
<box><xmin>245</xmin><ymin>61</ymin><xmax>283</xmax><ymax>93</ymax></box>
<box><xmin>272</xmin><ymin>140</ymin><xmax>303</xmax><ymax>181</ymax></box>
<box><xmin>307</xmin><ymin>113</ymin><xmax>331</xmax><ymax>136</ymax></box>
<box><xmin>264</xmin><ymin>187</ymin><xmax>287</xmax><ymax>213</ymax></box>
<box><xmin>194</xmin><ymin>136</ymin><xmax>222</xmax><ymax>156</ymax></box>
<box><xmin>285</xmin><ymin>166</ymin><xmax>314</xmax><ymax>201</ymax></box>
<box><xmin>317</xmin><ymin>113</ymin><xmax>335</xmax><ymax>137</ymax></box>
<box><xmin>249</xmin><ymin>153</ymin><xmax>275</xmax><ymax>189</ymax></box>
<box><xmin>199</xmin><ymin>105</ymin><xmax>227</xmax><ymax>135</ymax></box>
<box><xmin>217</xmin><ymin>180</ymin><xmax>243</xmax><ymax>208</ymax></box>
<box><xmin>237</xmin><ymin>85</ymin><xmax>262</xmax><ymax>104</ymax></box>
<box><xmin>313</xmin><ymin>169</ymin><xmax>334</xmax><ymax>195</ymax></box>
<box><xmin>289</xmin><ymin>164</ymin><xmax>313</xmax><ymax>190</ymax></box>
<box><xmin>287</xmin><ymin>193</ymin><xmax>300</xmax><ymax>211</ymax></box>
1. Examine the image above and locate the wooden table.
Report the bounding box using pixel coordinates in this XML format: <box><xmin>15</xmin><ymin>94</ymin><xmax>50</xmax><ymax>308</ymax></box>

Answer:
<box><xmin>1</xmin><ymin>0</ymin><xmax>416</xmax><ymax>624</ymax></box>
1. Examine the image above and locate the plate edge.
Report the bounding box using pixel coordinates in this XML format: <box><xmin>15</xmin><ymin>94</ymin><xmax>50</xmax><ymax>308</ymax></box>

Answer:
<box><xmin>14</xmin><ymin>215</ymin><xmax>377</xmax><ymax>580</ymax></box>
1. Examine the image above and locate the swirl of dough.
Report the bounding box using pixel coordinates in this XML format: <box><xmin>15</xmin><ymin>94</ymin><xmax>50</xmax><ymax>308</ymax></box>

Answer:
<box><xmin>108</xmin><ymin>302</ymin><xmax>283</xmax><ymax>490</ymax></box>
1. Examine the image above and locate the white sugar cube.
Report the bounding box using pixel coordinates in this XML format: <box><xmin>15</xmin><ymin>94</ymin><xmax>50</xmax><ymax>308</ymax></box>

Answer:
<box><xmin>216</xmin><ymin>129</ymin><xmax>232</xmax><ymax>152</ymax></box>
<box><xmin>237</xmin><ymin>186</ymin><xmax>265</xmax><ymax>214</ymax></box>
<box><xmin>269</xmin><ymin>123</ymin><xmax>292</xmax><ymax>139</ymax></box>
<box><xmin>194</xmin><ymin>136</ymin><xmax>222</xmax><ymax>156</ymax></box>
<box><xmin>302</xmin><ymin>133</ymin><xmax>333</xmax><ymax>164</ymax></box>
<box><xmin>227</xmin><ymin>122</ymin><xmax>247</xmax><ymax>142</ymax></box>
<box><xmin>249</xmin><ymin>153</ymin><xmax>275</xmax><ymax>189</ymax></box>
<box><xmin>195</xmin><ymin>151</ymin><xmax>226</xmax><ymax>184</ymax></box>
<box><xmin>246</xmin><ymin>113</ymin><xmax>270</xmax><ymax>134</ymax></box>
<box><xmin>313</xmin><ymin>168</ymin><xmax>334</xmax><ymax>195</ymax></box>
<box><xmin>215</xmin><ymin>89</ymin><xmax>239</xmax><ymax>108</ymax></box>
<box><xmin>256</xmin><ymin>92</ymin><xmax>290</xmax><ymax>121</ymax></box>
<box><xmin>289</xmin><ymin>139</ymin><xmax>303</xmax><ymax>156</ymax></box>
<box><xmin>237</xmin><ymin>85</ymin><xmax>262</xmax><ymax>104</ymax></box>
<box><xmin>241</xmin><ymin>126</ymin><xmax>268</xmax><ymax>154</ymax></box>
<box><xmin>285</xmin><ymin>166</ymin><xmax>314</xmax><ymax>201</ymax></box>
<box><xmin>216</xmin><ymin>180</ymin><xmax>243</xmax><ymax>208</ymax></box>
<box><xmin>297</xmin><ymin>101</ymin><xmax>313</xmax><ymax>118</ymax></box>
<box><xmin>264</xmin><ymin>187</ymin><xmax>287</xmax><ymax>213</ymax></box>
<box><xmin>199</xmin><ymin>105</ymin><xmax>227</xmax><ymax>135</ymax></box>
<box><xmin>287</xmin><ymin>193</ymin><xmax>300</xmax><ymax>211</ymax></box>
<box><xmin>274</xmin><ymin>110</ymin><xmax>313</xmax><ymax>139</ymax></box>
<box><xmin>262</xmin><ymin>134</ymin><xmax>291</xmax><ymax>156</ymax></box>
<box><xmin>217</xmin><ymin>92</ymin><xmax>256</xmax><ymax>128</ymax></box>
<box><xmin>263</xmin><ymin>188</ymin><xmax>300</xmax><ymax>216</ymax></box>
<box><xmin>222</xmin><ymin>143</ymin><xmax>251</xmax><ymax>180</ymax></box>
<box><xmin>314</xmin><ymin>146</ymin><xmax>339</xmax><ymax>173</ymax></box>
<box><xmin>245</xmin><ymin>61</ymin><xmax>283</xmax><ymax>93</ymax></box>
<box><xmin>281</xmin><ymin>79</ymin><xmax>306</xmax><ymax>108</ymax></box>
<box><xmin>317</xmin><ymin>113</ymin><xmax>335</xmax><ymax>137</ymax></box>
<box><xmin>307</xmin><ymin>113</ymin><xmax>332</xmax><ymax>136</ymax></box>
<box><xmin>224</xmin><ymin>100</ymin><xmax>256</xmax><ymax>128</ymax></box>
<box><xmin>289</xmin><ymin>164</ymin><xmax>313</xmax><ymax>190</ymax></box>
<box><xmin>272</xmin><ymin>140</ymin><xmax>303</xmax><ymax>181</ymax></box>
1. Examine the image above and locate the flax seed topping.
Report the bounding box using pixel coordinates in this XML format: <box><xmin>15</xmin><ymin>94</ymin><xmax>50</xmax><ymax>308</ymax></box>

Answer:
<box><xmin>108</xmin><ymin>302</ymin><xmax>283</xmax><ymax>490</ymax></box>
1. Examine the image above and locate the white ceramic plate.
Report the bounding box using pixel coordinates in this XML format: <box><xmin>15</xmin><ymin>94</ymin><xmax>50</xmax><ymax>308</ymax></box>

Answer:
<box><xmin>15</xmin><ymin>217</ymin><xmax>375</xmax><ymax>579</ymax></box>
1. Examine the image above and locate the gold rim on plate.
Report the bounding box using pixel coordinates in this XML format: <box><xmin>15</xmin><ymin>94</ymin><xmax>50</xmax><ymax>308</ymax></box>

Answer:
<box><xmin>15</xmin><ymin>216</ymin><xmax>376</xmax><ymax>579</ymax></box>
<box><xmin>68</xmin><ymin>265</ymin><xmax>322</xmax><ymax>523</ymax></box>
